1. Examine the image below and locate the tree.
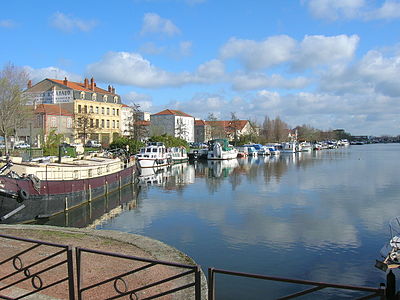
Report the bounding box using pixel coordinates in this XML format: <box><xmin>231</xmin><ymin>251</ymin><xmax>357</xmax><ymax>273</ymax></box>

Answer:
<box><xmin>207</xmin><ymin>113</ymin><xmax>225</xmax><ymax>139</ymax></box>
<box><xmin>229</xmin><ymin>112</ymin><xmax>240</xmax><ymax>145</ymax></box>
<box><xmin>110</xmin><ymin>136</ymin><xmax>144</xmax><ymax>155</ymax></box>
<box><xmin>149</xmin><ymin>134</ymin><xmax>188</xmax><ymax>149</ymax></box>
<box><xmin>0</xmin><ymin>63</ymin><xmax>29</xmax><ymax>153</ymax></box>
<box><xmin>126</xmin><ymin>104</ymin><xmax>148</xmax><ymax>141</ymax></box>
<box><xmin>262</xmin><ymin>115</ymin><xmax>289</xmax><ymax>142</ymax></box>
<box><xmin>43</xmin><ymin>129</ymin><xmax>64</xmax><ymax>156</ymax></box>
<box><xmin>74</xmin><ymin>111</ymin><xmax>96</xmax><ymax>145</ymax></box>
<box><xmin>175</xmin><ymin>118</ymin><xmax>188</xmax><ymax>140</ymax></box>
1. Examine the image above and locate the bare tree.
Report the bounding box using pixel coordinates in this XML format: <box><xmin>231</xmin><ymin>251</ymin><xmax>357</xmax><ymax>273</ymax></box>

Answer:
<box><xmin>229</xmin><ymin>112</ymin><xmax>239</xmax><ymax>145</ymax></box>
<box><xmin>175</xmin><ymin>118</ymin><xmax>188</xmax><ymax>140</ymax></box>
<box><xmin>126</xmin><ymin>104</ymin><xmax>148</xmax><ymax>141</ymax></box>
<box><xmin>74</xmin><ymin>112</ymin><xmax>97</xmax><ymax>145</ymax></box>
<box><xmin>0</xmin><ymin>63</ymin><xmax>29</xmax><ymax>153</ymax></box>
<box><xmin>262</xmin><ymin>115</ymin><xmax>289</xmax><ymax>142</ymax></box>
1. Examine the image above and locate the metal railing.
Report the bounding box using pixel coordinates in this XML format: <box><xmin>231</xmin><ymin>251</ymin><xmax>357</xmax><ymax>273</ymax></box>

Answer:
<box><xmin>208</xmin><ymin>268</ymin><xmax>386</xmax><ymax>300</ymax></box>
<box><xmin>0</xmin><ymin>233</ymin><xmax>75</xmax><ymax>300</ymax></box>
<box><xmin>76</xmin><ymin>247</ymin><xmax>202</xmax><ymax>300</ymax></box>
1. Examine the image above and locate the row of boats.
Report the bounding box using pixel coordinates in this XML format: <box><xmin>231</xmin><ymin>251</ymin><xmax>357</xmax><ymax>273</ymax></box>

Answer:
<box><xmin>135</xmin><ymin>139</ymin><xmax>351</xmax><ymax>167</ymax></box>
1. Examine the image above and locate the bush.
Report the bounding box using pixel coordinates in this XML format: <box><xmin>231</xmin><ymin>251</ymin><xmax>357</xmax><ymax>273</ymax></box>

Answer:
<box><xmin>109</xmin><ymin>137</ymin><xmax>145</xmax><ymax>154</ymax></box>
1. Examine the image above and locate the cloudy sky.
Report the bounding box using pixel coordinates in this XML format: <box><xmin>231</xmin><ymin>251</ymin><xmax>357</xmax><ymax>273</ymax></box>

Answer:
<box><xmin>1</xmin><ymin>0</ymin><xmax>400</xmax><ymax>136</ymax></box>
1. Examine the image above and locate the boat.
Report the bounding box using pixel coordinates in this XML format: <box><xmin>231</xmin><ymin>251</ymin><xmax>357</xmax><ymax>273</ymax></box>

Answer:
<box><xmin>299</xmin><ymin>142</ymin><xmax>312</xmax><ymax>152</ymax></box>
<box><xmin>0</xmin><ymin>151</ymin><xmax>136</xmax><ymax>224</ymax></box>
<box><xmin>281</xmin><ymin>142</ymin><xmax>297</xmax><ymax>153</ymax></box>
<box><xmin>377</xmin><ymin>217</ymin><xmax>400</xmax><ymax>271</ymax></box>
<box><xmin>266</xmin><ymin>145</ymin><xmax>280</xmax><ymax>155</ymax></box>
<box><xmin>207</xmin><ymin>139</ymin><xmax>238</xmax><ymax>160</ymax></box>
<box><xmin>188</xmin><ymin>148</ymin><xmax>208</xmax><ymax>160</ymax></box>
<box><xmin>135</xmin><ymin>142</ymin><xmax>172</xmax><ymax>168</ymax></box>
<box><xmin>170</xmin><ymin>147</ymin><xmax>189</xmax><ymax>163</ymax></box>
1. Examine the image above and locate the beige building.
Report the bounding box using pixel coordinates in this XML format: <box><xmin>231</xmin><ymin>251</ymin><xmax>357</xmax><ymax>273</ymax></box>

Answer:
<box><xmin>24</xmin><ymin>77</ymin><xmax>122</xmax><ymax>145</ymax></box>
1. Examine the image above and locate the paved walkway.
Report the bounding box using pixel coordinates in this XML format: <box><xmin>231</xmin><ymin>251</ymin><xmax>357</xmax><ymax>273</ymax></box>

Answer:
<box><xmin>0</xmin><ymin>225</ymin><xmax>207</xmax><ymax>299</ymax></box>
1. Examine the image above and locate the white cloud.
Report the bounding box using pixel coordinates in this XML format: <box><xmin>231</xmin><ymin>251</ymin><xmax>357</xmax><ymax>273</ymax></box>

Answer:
<box><xmin>196</xmin><ymin>59</ymin><xmax>225</xmax><ymax>79</ymax></box>
<box><xmin>293</xmin><ymin>34</ymin><xmax>359</xmax><ymax>71</ymax></box>
<box><xmin>179</xmin><ymin>41</ymin><xmax>192</xmax><ymax>56</ymax></box>
<box><xmin>0</xmin><ymin>19</ymin><xmax>16</xmax><ymax>28</ymax></box>
<box><xmin>122</xmin><ymin>91</ymin><xmax>153</xmax><ymax>110</ymax></box>
<box><xmin>140</xmin><ymin>13</ymin><xmax>180</xmax><ymax>36</ymax></box>
<box><xmin>220</xmin><ymin>35</ymin><xmax>296</xmax><ymax>70</ymax></box>
<box><xmin>305</xmin><ymin>0</ymin><xmax>400</xmax><ymax>21</ymax></box>
<box><xmin>50</xmin><ymin>12</ymin><xmax>97</xmax><ymax>32</ymax></box>
<box><xmin>232</xmin><ymin>73</ymin><xmax>310</xmax><ymax>90</ymax></box>
<box><xmin>23</xmin><ymin>66</ymin><xmax>82</xmax><ymax>84</ymax></box>
<box><xmin>220</xmin><ymin>34</ymin><xmax>359</xmax><ymax>72</ymax></box>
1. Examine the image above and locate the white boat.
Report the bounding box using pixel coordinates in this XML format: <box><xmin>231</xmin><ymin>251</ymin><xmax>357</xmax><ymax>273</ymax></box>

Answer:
<box><xmin>281</xmin><ymin>142</ymin><xmax>297</xmax><ymax>153</ymax></box>
<box><xmin>265</xmin><ymin>144</ymin><xmax>281</xmax><ymax>155</ymax></box>
<box><xmin>135</xmin><ymin>142</ymin><xmax>172</xmax><ymax>168</ymax></box>
<box><xmin>377</xmin><ymin>217</ymin><xmax>400</xmax><ymax>271</ymax></box>
<box><xmin>207</xmin><ymin>139</ymin><xmax>238</xmax><ymax>160</ymax></box>
<box><xmin>299</xmin><ymin>142</ymin><xmax>312</xmax><ymax>152</ymax></box>
<box><xmin>170</xmin><ymin>147</ymin><xmax>189</xmax><ymax>164</ymax></box>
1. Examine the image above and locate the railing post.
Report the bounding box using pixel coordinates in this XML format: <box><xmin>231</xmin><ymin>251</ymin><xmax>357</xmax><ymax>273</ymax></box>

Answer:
<box><xmin>195</xmin><ymin>266</ymin><xmax>201</xmax><ymax>300</ymax></box>
<box><xmin>76</xmin><ymin>247</ymin><xmax>82</xmax><ymax>300</ymax></box>
<box><xmin>208</xmin><ymin>268</ymin><xmax>215</xmax><ymax>300</ymax></box>
<box><xmin>67</xmin><ymin>246</ymin><xmax>75</xmax><ymax>300</ymax></box>
<box><xmin>387</xmin><ymin>270</ymin><xmax>396</xmax><ymax>300</ymax></box>
<box><xmin>379</xmin><ymin>283</ymin><xmax>386</xmax><ymax>300</ymax></box>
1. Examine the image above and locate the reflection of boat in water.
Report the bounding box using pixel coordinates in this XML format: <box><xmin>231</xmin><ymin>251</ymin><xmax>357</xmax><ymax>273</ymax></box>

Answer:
<box><xmin>137</xmin><ymin>166</ymin><xmax>170</xmax><ymax>186</ymax></box>
<box><xmin>207</xmin><ymin>139</ymin><xmax>238</xmax><ymax>160</ymax></box>
<box><xmin>207</xmin><ymin>159</ymin><xmax>239</xmax><ymax>177</ymax></box>
<box><xmin>137</xmin><ymin>163</ymin><xmax>195</xmax><ymax>187</ymax></box>
<box><xmin>0</xmin><ymin>152</ymin><xmax>136</xmax><ymax>224</ymax></box>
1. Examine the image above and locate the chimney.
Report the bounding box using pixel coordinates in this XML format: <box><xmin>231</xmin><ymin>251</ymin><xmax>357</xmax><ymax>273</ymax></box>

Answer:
<box><xmin>27</xmin><ymin>80</ymin><xmax>32</xmax><ymax>89</ymax></box>
<box><xmin>90</xmin><ymin>77</ymin><xmax>95</xmax><ymax>90</ymax></box>
<box><xmin>63</xmin><ymin>77</ymin><xmax>68</xmax><ymax>86</ymax></box>
<box><xmin>108</xmin><ymin>85</ymin><xmax>111</xmax><ymax>92</ymax></box>
<box><xmin>112</xmin><ymin>87</ymin><xmax>115</xmax><ymax>94</ymax></box>
<box><xmin>84</xmin><ymin>78</ymin><xmax>89</xmax><ymax>88</ymax></box>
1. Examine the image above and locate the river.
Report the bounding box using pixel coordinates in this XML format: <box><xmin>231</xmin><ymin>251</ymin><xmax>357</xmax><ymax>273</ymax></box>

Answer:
<box><xmin>37</xmin><ymin>143</ymin><xmax>400</xmax><ymax>299</ymax></box>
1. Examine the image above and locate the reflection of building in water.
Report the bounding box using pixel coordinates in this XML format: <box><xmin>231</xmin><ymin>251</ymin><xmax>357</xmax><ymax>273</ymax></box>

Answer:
<box><xmin>137</xmin><ymin>163</ymin><xmax>195</xmax><ymax>189</ymax></box>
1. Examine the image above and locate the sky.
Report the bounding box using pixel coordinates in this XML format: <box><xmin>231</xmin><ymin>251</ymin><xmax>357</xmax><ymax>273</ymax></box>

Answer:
<box><xmin>1</xmin><ymin>0</ymin><xmax>400</xmax><ymax>136</ymax></box>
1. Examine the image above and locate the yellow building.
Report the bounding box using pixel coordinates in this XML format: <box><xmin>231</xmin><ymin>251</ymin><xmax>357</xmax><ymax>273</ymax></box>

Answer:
<box><xmin>25</xmin><ymin>77</ymin><xmax>122</xmax><ymax>146</ymax></box>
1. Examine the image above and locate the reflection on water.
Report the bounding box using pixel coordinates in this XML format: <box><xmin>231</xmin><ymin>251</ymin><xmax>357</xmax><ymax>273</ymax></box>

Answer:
<box><xmin>35</xmin><ymin>145</ymin><xmax>400</xmax><ymax>299</ymax></box>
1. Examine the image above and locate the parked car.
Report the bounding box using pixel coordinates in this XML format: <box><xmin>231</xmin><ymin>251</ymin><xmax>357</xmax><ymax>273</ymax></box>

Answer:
<box><xmin>15</xmin><ymin>142</ymin><xmax>30</xmax><ymax>149</ymax></box>
<box><xmin>85</xmin><ymin>140</ymin><xmax>102</xmax><ymax>148</ymax></box>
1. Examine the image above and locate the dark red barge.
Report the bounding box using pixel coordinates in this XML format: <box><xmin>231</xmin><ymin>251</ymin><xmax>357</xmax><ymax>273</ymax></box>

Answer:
<box><xmin>0</xmin><ymin>155</ymin><xmax>136</xmax><ymax>224</ymax></box>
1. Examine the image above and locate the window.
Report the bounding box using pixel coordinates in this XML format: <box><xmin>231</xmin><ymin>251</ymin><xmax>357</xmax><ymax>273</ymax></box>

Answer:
<box><xmin>51</xmin><ymin>117</ymin><xmax>57</xmax><ymax>127</ymax></box>
<box><xmin>106</xmin><ymin>120</ymin><xmax>110</xmax><ymax>128</ymax></box>
<box><xmin>112</xmin><ymin>120</ymin><xmax>115</xmax><ymax>128</ymax></box>
<box><xmin>106</xmin><ymin>108</ymin><xmax>110</xmax><ymax>115</ymax></box>
<box><xmin>67</xmin><ymin>118</ymin><xmax>72</xmax><ymax>128</ymax></box>
<box><xmin>96</xmin><ymin>119</ymin><xmax>99</xmax><ymax>128</ymax></box>
<box><xmin>101</xmin><ymin>119</ymin><xmax>105</xmax><ymax>128</ymax></box>
<box><xmin>95</xmin><ymin>106</ymin><xmax>99</xmax><ymax>114</ymax></box>
<box><xmin>112</xmin><ymin>108</ymin><xmax>115</xmax><ymax>115</ymax></box>
<box><xmin>84</xmin><ymin>105</ymin><xmax>88</xmax><ymax>114</ymax></box>
<box><xmin>116</xmin><ymin>109</ymin><xmax>119</xmax><ymax>116</ymax></box>
<box><xmin>90</xmin><ymin>119</ymin><xmax>94</xmax><ymax>127</ymax></box>
<box><xmin>116</xmin><ymin>120</ymin><xmax>119</xmax><ymax>128</ymax></box>
<box><xmin>113</xmin><ymin>96</ymin><xmax>118</xmax><ymax>103</ymax></box>
<box><xmin>89</xmin><ymin>106</ymin><xmax>93</xmax><ymax>113</ymax></box>
<box><xmin>78</xmin><ymin>105</ymin><xmax>82</xmax><ymax>113</ymax></box>
<box><xmin>92</xmin><ymin>93</ymin><xmax>97</xmax><ymax>101</ymax></box>
<box><xmin>80</xmin><ymin>92</ymin><xmax>85</xmax><ymax>99</ymax></box>
<box><xmin>103</xmin><ymin>95</ymin><xmax>108</xmax><ymax>102</ymax></box>
<box><xmin>101</xmin><ymin>107</ymin><xmax>105</xmax><ymax>114</ymax></box>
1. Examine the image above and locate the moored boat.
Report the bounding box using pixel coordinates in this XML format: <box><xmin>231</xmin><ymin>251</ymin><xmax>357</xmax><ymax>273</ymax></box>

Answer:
<box><xmin>207</xmin><ymin>139</ymin><xmax>238</xmax><ymax>160</ymax></box>
<box><xmin>135</xmin><ymin>142</ymin><xmax>172</xmax><ymax>168</ymax></box>
<box><xmin>0</xmin><ymin>152</ymin><xmax>136</xmax><ymax>224</ymax></box>
<box><xmin>170</xmin><ymin>146</ymin><xmax>189</xmax><ymax>163</ymax></box>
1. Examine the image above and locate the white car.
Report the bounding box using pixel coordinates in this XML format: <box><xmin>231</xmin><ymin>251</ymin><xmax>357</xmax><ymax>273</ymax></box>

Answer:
<box><xmin>85</xmin><ymin>140</ymin><xmax>102</xmax><ymax>148</ymax></box>
<box><xmin>15</xmin><ymin>142</ymin><xmax>30</xmax><ymax>149</ymax></box>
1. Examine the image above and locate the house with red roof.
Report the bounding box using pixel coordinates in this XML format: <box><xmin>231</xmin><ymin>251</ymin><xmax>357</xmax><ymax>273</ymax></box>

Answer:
<box><xmin>205</xmin><ymin>120</ymin><xmax>255</xmax><ymax>141</ymax></box>
<box><xmin>24</xmin><ymin>77</ymin><xmax>122</xmax><ymax>145</ymax></box>
<box><xmin>150</xmin><ymin>109</ymin><xmax>195</xmax><ymax>142</ymax></box>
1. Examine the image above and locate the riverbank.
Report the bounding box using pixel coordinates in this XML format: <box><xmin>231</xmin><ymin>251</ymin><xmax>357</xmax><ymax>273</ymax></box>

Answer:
<box><xmin>0</xmin><ymin>224</ymin><xmax>207</xmax><ymax>299</ymax></box>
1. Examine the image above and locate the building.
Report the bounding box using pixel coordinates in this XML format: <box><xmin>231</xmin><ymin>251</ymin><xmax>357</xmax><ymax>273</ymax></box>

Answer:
<box><xmin>121</xmin><ymin>105</ymin><xmax>150</xmax><ymax>140</ymax></box>
<box><xmin>18</xmin><ymin>104</ymin><xmax>74</xmax><ymax>147</ymax></box>
<box><xmin>205</xmin><ymin>120</ymin><xmax>255</xmax><ymax>141</ymax></box>
<box><xmin>194</xmin><ymin>119</ymin><xmax>210</xmax><ymax>143</ymax></box>
<box><xmin>24</xmin><ymin>77</ymin><xmax>122</xmax><ymax>145</ymax></box>
<box><xmin>150</xmin><ymin>109</ymin><xmax>195</xmax><ymax>142</ymax></box>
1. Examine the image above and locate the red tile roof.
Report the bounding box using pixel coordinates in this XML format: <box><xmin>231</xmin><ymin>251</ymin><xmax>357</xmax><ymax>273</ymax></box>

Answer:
<box><xmin>33</xmin><ymin>104</ymin><xmax>73</xmax><ymax>116</ymax></box>
<box><xmin>205</xmin><ymin>120</ymin><xmax>249</xmax><ymax>131</ymax></box>
<box><xmin>195</xmin><ymin>120</ymin><xmax>206</xmax><ymax>126</ymax></box>
<box><xmin>48</xmin><ymin>78</ymin><xmax>115</xmax><ymax>95</ymax></box>
<box><xmin>153</xmin><ymin>109</ymin><xmax>193</xmax><ymax>118</ymax></box>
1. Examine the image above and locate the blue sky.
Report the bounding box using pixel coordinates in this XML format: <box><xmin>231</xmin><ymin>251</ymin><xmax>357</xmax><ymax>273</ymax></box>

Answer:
<box><xmin>1</xmin><ymin>0</ymin><xmax>400</xmax><ymax>136</ymax></box>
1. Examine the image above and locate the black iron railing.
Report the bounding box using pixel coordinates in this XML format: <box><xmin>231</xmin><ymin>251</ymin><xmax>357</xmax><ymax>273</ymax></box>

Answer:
<box><xmin>0</xmin><ymin>233</ymin><xmax>75</xmax><ymax>300</ymax></box>
<box><xmin>208</xmin><ymin>268</ymin><xmax>386</xmax><ymax>300</ymax></box>
<box><xmin>76</xmin><ymin>247</ymin><xmax>202</xmax><ymax>300</ymax></box>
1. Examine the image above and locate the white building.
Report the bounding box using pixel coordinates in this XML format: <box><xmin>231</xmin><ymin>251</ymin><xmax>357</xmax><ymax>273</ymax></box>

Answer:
<box><xmin>150</xmin><ymin>109</ymin><xmax>195</xmax><ymax>142</ymax></box>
